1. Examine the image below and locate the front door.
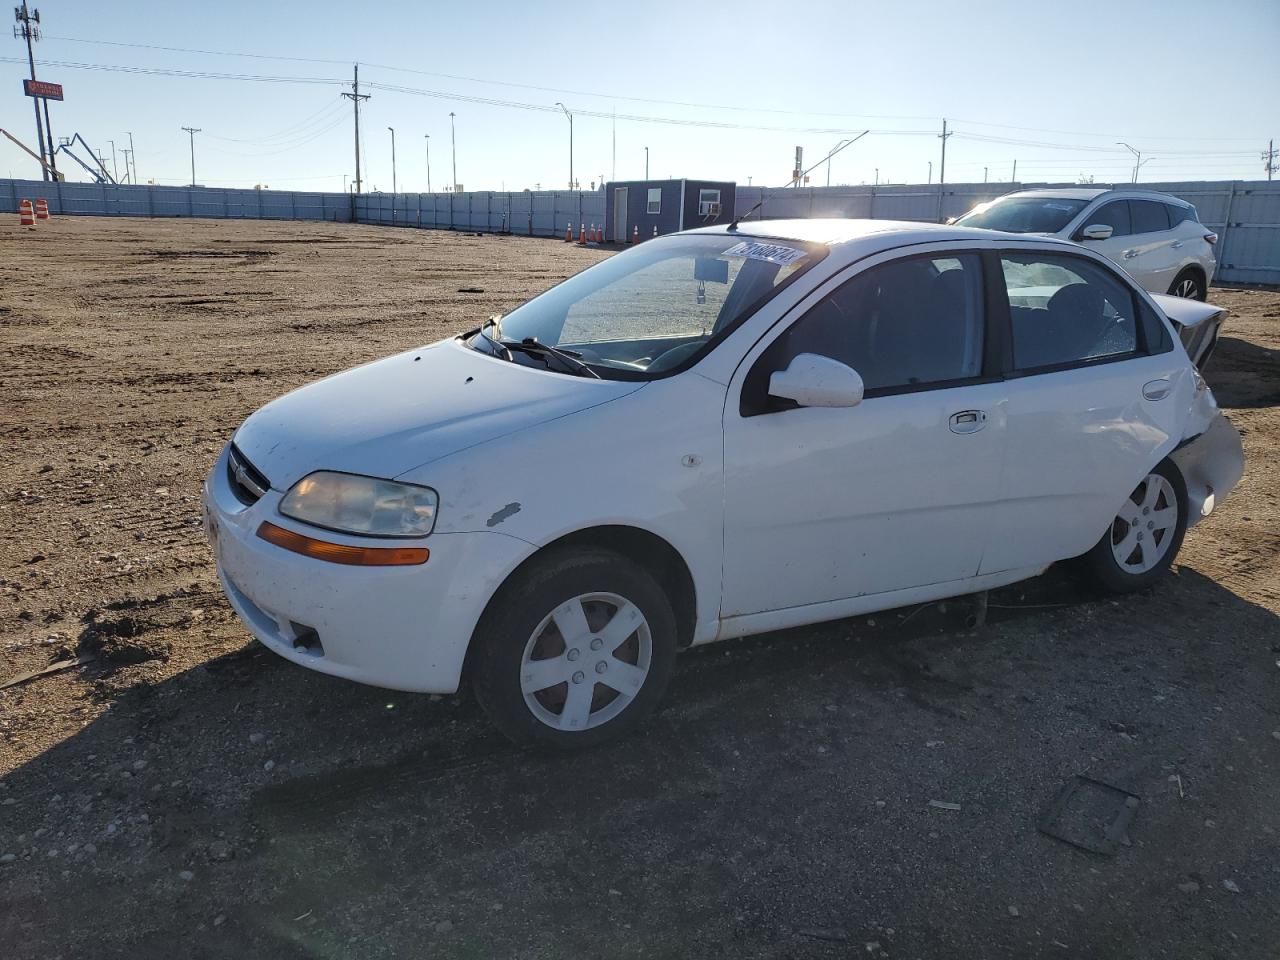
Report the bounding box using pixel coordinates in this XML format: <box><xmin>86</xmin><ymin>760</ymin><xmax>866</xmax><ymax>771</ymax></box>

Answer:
<box><xmin>721</xmin><ymin>250</ymin><xmax>1008</xmax><ymax>618</ymax></box>
<box><xmin>613</xmin><ymin>187</ymin><xmax>628</xmax><ymax>243</ymax></box>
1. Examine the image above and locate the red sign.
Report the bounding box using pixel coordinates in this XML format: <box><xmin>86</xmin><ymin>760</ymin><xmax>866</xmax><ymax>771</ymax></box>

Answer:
<box><xmin>23</xmin><ymin>79</ymin><xmax>64</xmax><ymax>101</ymax></box>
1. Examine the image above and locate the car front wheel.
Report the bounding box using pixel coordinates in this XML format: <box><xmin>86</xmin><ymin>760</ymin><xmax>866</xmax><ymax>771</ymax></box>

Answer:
<box><xmin>1081</xmin><ymin>460</ymin><xmax>1188</xmax><ymax>593</ymax></box>
<box><xmin>472</xmin><ymin>548</ymin><xmax>677</xmax><ymax>749</ymax></box>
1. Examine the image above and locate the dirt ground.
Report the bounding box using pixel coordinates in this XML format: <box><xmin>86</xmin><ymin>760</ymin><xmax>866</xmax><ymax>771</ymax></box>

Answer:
<box><xmin>1</xmin><ymin>216</ymin><xmax>1278</xmax><ymax>959</ymax></box>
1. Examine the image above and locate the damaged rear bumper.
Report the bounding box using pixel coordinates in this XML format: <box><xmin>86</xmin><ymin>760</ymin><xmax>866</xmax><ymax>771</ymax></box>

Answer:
<box><xmin>1170</xmin><ymin>413</ymin><xmax>1245</xmax><ymax>527</ymax></box>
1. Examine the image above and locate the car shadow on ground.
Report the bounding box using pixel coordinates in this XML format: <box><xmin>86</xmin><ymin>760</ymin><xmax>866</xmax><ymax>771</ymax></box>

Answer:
<box><xmin>1207</xmin><ymin>335</ymin><xmax>1280</xmax><ymax>409</ymax></box>
<box><xmin>3</xmin><ymin>562</ymin><xmax>1279</xmax><ymax>959</ymax></box>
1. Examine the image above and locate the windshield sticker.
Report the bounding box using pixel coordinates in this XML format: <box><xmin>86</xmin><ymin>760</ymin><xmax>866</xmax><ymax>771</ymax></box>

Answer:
<box><xmin>1045</xmin><ymin>203</ymin><xmax>1077</xmax><ymax>211</ymax></box>
<box><xmin>723</xmin><ymin>240</ymin><xmax>807</xmax><ymax>266</ymax></box>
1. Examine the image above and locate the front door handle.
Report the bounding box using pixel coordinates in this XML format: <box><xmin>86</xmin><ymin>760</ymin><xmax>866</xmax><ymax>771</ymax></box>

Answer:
<box><xmin>1143</xmin><ymin>378</ymin><xmax>1171</xmax><ymax>401</ymax></box>
<box><xmin>1171</xmin><ymin>240</ymin><xmax>1184</xmax><ymax>249</ymax></box>
<box><xmin>949</xmin><ymin>410</ymin><xmax>987</xmax><ymax>434</ymax></box>
<box><xmin>1123</xmin><ymin>249</ymin><xmax>1138</xmax><ymax>259</ymax></box>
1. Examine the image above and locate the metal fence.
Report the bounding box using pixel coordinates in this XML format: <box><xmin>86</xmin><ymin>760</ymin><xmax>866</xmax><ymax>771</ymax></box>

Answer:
<box><xmin>3</xmin><ymin>177</ymin><xmax>1276</xmax><ymax>283</ymax></box>
<box><xmin>0</xmin><ymin>179</ymin><xmax>351</xmax><ymax>221</ymax></box>
<box><xmin>355</xmin><ymin>190</ymin><xmax>606</xmax><ymax>236</ymax></box>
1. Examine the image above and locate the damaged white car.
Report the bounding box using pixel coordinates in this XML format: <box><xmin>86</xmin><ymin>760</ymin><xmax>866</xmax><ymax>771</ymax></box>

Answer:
<box><xmin>204</xmin><ymin>219</ymin><xmax>1244</xmax><ymax>748</ymax></box>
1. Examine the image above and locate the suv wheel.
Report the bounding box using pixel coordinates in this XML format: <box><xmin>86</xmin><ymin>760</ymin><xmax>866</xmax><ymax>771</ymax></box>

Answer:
<box><xmin>1169</xmin><ymin>269</ymin><xmax>1206</xmax><ymax>301</ymax></box>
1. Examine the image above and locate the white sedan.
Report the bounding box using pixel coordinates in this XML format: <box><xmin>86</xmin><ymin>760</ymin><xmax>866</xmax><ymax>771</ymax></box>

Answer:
<box><xmin>204</xmin><ymin>219</ymin><xmax>1244</xmax><ymax>748</ymax></box>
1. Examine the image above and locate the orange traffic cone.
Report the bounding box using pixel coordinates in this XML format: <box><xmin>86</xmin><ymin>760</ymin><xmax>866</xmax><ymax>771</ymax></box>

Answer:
<box><xmin>18</xmin><ymin>199</ymin><xmax>36</xmax><ymax>230</ymax></box>
<box><xmin>34</xmin><ymin>198</ymin><xmax>50</xmax><ymax>220</ymax></box>
<box><xmin>577</xmin><ymin>222</ymin><xmax>586</xmax><ymax>245</ymax></box>
<box><xmin>631</xmin><ymin>225</ymin><xmax>638</xmax><ymax>244</ymax></box>
<box><xmin>565</xmin><ymin>221</ymin><xmax>573</xmax><ymax>242</ymax></box>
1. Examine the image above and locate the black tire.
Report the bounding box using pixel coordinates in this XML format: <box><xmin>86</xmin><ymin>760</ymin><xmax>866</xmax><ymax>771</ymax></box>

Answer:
<box><xmin>1081</xmin><ymin>459</ymin><xmax>1188</xmax><ymax>594</ymax></box>
<box><xmin>471</xmin><ymin>547</ymin><xmax>678</xmax><ymax>750</ymax></box>
<box><xmin>1169</xmin><ymin>268</ymin><xmax>1207</xmax><ymax>301</ymax></box>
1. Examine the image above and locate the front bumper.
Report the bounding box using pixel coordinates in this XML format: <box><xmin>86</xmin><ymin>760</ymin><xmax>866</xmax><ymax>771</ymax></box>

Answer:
<box><xmin>203</xmin><ymin>445</ymin><xmax>533</xmax><ymax>694</ymax></box>
<box><xmin>1171</xmin><ymin>413</ymin><xmax>1245</xmax><ymax>527</ymax></box>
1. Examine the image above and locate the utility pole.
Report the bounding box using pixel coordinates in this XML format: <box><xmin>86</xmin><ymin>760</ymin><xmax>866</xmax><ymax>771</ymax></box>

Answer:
<box><xmin>13</xmin><ymin>1</ymin><xmax>50</xmax><ymax>180</ymax></box>
<box><xmin>424</xmin><ymin>134</ymin><xmax>431</xmax><ymax>193</ymax></box>
<box><xmin>108</xmin><ymin>139</ymin><xmax>119</xmax><ymax>181</ymax></box>
<box><xmin>1012</xmin><ymin>158</ymin><xmax>1017</xmax><ymax>183</ymax></box>
<box><xmin>387</xmin><ymin>126</ymin><xmax>396</xmax><ymax>222</ymax></box>
<box><xmin>122</xmin><ymin>148</ymin><xmax>133</xmax><ymax>184</ymax></box>
<box><xmin>341</xmin><ymin>64</ymin><xmax>370</xmax><ymax>193</ymax></box>
<box><xmin>555</xmin><ymin>102</ymin><xmax>573</xmax><ymax>190</ymax></box>
<box><xmin>611</xmin><ymin>108</ymin><xmax>616</xmax><ymax>182</ymax></box>
<box><xmin>644</xmin><ymin>146</ymin><xmax>649</xmax><ymax>179</ymax></box>
<box><xmin>127</xmin><ymin>131</ymin><xmax>136</xmax><ymax>183</ymax></box>
<box><xmin>937</xmin><ymin>118</ymin><xmax>953</xmax><ymax>222</ymax></box>
<box><xmin>1264</xmin><ymin>139</ymin><xmax>1276</xmax><ymax>181</ymax></box>
<box><xmin>984</xmin><ymin>166</ymin><xmax>988</xmax><ymax>183</ymax></box>
<box><xmin>927</xmin><ymin>160</ymin><xmax>932</xmax><ymax>185</ymax></box>
<box><xmin>449</xmin><ymin>112</ymin><xmax>457</xmax><ymax>190</ymax></box>
<box><xmin>181</xmin><ymin>126</ymin><xmax>200</xmax><ymax>186</ymax></box>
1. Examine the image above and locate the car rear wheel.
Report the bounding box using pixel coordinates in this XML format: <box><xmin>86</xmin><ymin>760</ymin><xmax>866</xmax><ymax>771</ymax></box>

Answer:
<box><xmin>472</xmin><ymin>548</ymin><xmax>677</xmax><ymax>749</ymax></box>
<box><xmin>1081</xmin><ymin>460</ymin><xmax>1188</xmax><ymax>593</ymax></box>
<box><xmin>1169</xmin><ymin>268</ymin><xmax>1206</xmax><ymax>301</ymax></box>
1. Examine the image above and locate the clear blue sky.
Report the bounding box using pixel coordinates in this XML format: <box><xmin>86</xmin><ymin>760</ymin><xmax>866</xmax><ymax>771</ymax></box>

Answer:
<box><xmin>2</xmin><ymin>0</ymin><xmax>1277</xmax><ymax>191</ymax></box>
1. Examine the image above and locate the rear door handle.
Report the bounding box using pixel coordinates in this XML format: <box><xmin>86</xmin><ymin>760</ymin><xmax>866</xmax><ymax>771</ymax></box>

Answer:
<box><xmin>1143</xmin><ymin>379</ymin><xmax>1171</xmax><ymax>401</ymax></box>
<box><xmin>949</xmin><ymin>410</ymin><xmax>987</xmax><ymax>434</ymax></box>
<box><xmin>1171</xmin><ymin>240</ymin><xmax>1184</xmax><ymax>249</ymax></box>
<box><xmin>1122</xmin><ymin>249</ymin><xmax>1138</xmax><ymax>259</ymax></box>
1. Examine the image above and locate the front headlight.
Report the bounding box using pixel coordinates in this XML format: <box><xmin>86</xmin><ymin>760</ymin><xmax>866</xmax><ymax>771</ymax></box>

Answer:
<box><xmin>279</xmin><ymin>472</ymin><xmax>438</xmax><ymax>538</ymax></box>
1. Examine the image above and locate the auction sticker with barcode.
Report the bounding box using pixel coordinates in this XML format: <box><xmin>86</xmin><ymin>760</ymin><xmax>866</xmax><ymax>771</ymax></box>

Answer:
<box><xmin>722</xmin><ymin>240</ymin><xmax>808</xmax><ymax>266</ymax></box>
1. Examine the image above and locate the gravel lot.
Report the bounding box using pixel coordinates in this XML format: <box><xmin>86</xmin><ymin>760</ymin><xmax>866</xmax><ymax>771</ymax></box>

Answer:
<box><xmin>1</xmin><ymin>217</ymin><xmax>1278</xmax><ymax>959</ymax></box>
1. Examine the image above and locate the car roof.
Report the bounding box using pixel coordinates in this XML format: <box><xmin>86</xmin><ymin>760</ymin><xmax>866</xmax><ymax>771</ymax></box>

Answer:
<box><xmin>693</xmin><ymin>217</ymin><xmax>1078</xmax><ymax>252</ymax></box>
<box><xmin>990</xmin><ymin>187</ymin><xmax>1192</xmax><ymax>207</ymax></box>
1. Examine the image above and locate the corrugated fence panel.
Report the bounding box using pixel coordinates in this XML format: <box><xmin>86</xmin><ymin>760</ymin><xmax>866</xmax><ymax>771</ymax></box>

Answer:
<box><xmin>3</xmin><ymin>178</ymin><xmax>1275</xmax><ymax>281</ymax></box>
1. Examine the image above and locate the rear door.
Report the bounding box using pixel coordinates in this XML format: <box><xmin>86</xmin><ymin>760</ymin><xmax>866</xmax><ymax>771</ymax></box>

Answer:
<box><xmin>980</xmin><ymin>249</ymin><xmax>1186</xmax><ymax>574</ymax></box>
<box><xmin>1127</xmin><ymin>199</ymin><xmax>1179</xmax><ymax>293</ymax></box>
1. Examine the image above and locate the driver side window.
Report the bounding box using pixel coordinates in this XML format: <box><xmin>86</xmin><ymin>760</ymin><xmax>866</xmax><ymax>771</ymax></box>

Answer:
<box><xmin>755</xmin><ymin>253</ymin><xmax>986</xmax><ymax>401</ymax></box>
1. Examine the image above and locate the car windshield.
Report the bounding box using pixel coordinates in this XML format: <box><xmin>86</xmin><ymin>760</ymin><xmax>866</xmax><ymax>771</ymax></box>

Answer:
<box><xmin>956</xmin><ymin>197</ymin><xmax>1089</xmax><ymax>233</ymax></box>
<box><xmin>472</xmin><ymin>233</ymin><xmax>823</xmax><ymax>379</ymax></box>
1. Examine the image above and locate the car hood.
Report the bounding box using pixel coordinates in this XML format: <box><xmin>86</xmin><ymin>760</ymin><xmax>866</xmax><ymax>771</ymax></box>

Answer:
<box><xmin>232</xmin><ymin>338</ymin><xmax>643</xmax><ymax>491</ymax></box>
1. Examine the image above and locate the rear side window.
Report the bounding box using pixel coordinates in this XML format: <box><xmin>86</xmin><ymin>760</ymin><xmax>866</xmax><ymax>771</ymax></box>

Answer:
<box><xmin>759</xmin><ymin>254</ymin><xmax>985</xmax><ymax>397</ymax></box>
<box><xmin>1130</xmin><ymin>200</ymin><xmax>1171</xmax><ymax>234</ymax></box>
<box><xmin>1001</xmin><ymin>254</ymin><xmax>1138</xmax><ymax>371</ymax></box>
<box><xmin>1166</xmin><ymin>203</ymin><xmax>1196</xmax><ymax>226</ymax></box>
<box><xmin>1086</xmin><ymin>201</ymin><xmax>1130</xmax><ymax>238</ymax></box>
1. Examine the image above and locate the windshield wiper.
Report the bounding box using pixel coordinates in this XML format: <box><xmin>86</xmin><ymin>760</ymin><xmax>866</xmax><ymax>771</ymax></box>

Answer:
<box><xmin>477</xmin><ymin>315</ymin><xmax>512</xmax><ymax>360</ymax></box>
<box><xmin>504</xmin><ymin>338</ymin><xmax>601</xmax><ymax>379</ymax></box>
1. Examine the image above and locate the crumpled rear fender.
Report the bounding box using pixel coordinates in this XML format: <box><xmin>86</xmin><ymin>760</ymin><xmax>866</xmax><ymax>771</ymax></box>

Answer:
<box><xmin>1170</xmin><ymin>413</ymin><xmax>1244</xmax><ymax>528</ymax></box>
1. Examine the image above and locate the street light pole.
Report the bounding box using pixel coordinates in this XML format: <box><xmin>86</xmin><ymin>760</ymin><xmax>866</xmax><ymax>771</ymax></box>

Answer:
<box><xmin>644</xmin><ymin>146</ymin><xmax>649</xmax><ymax>179</ymax></box>
<box><xmin>826</xmin><ymin>138</ymin><xmax>855</xmax><ymax>187</ymax></box>
<box><xmin>555</xmin><ymin>102</ymin><xmax>573</xmax><ymax>190</ymax></box>
<box><xmin>387</xmin><ymin>126</ymin><xmax>397</xmax><ymax>222</ymax></box>
<box><xmin>449</xmin><ymin>112</ymin><xmax>457</xmax><ymax>191</ymax></box>
<box><xmin>127</xmin><ymin>131</ymin><xmax>136</xmax><ymax>183</ymax></box>
<box><xmin>424</xmin><ymin>134</ymin><xmax>431</xmax><ymax>193</ymax></box>
<box><xmin>108</xmin><ymin>139</ymin><xmax>118</xmax><ymax>182</ymax></box>
<box><xmin>181</xmin><ymin>126</ymin><xmax>200</xmax><ymax>187</ymax></box>
<box><xmin>1117</xmin><ymin>141</ymin><xmax>1145</xmax><ymax>183</ymax></box>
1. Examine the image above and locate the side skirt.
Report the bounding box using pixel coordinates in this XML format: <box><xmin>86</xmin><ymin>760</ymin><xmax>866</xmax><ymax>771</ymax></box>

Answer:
<box><xmin>705</xmin><ymin>565</ymin><xmax>1049</xmax><ymax>644</ymax></box>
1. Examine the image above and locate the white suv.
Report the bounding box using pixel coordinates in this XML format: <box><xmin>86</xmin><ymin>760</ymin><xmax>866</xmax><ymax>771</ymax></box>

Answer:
<box><xmin>956</xmin><ymin>189</ymin><xmax>1218</xmax><ymax>300</ymax></box>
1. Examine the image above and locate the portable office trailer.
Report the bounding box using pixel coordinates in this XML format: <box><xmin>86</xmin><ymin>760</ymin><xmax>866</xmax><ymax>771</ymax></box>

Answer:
<box><xmin>603</xmin><ymin>179</ymin><xmax>736</xmax><ymax>242</ymax></box>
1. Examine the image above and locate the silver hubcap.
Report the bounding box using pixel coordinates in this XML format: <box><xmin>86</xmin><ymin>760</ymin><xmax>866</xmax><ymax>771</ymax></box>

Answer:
<box><xmin>1111</xmin><ymin>474</ymin><xmax>1178</xmax><ymax>574</ymax></box>
<box><xmin>1175</xmin><ymin>277</ymin><xmax>1198</xmax><ymax>298</ymax></box>
<box><xmin>520</xmin><ymin>592</ymin><xmax>651</xmax><ymax>731</ymax></box>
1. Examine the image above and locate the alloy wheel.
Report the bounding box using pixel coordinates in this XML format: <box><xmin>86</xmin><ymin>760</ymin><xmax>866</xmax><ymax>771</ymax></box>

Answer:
<box><xmin>1110</xmin><ymin>474</ymin><xmax>1179</xmax><ymax>574</ymax></box>
<box><xmin>1175</xmin><ymin>276</ymin><xmax>1200</xmax><ymax>299</ymax></box>
<box><xmin>520</xmin><ymin>592</ymin><xmax>652</xmax><ymax>731</ymax></box>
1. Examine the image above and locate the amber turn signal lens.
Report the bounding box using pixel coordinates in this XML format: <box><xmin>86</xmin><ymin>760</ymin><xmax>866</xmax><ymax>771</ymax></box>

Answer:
<box><xmin>256</xmin><ymin>521</ymin><xmax>429</xmax><ymax>566</ymax></box>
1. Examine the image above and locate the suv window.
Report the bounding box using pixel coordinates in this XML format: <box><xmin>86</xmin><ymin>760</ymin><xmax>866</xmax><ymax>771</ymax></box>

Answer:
<box><xmin>1166</xmin><ymin>203</ymin><xmax>1195</xmax><ymax>227</ymax></box>
<box><xmin>1001</xmin><ymin>254</ymin><xmax>1138</xmax><ymax>371</ymax></box>
<box><xmin>751</xmin><ymin>254</ymin><xmax>985</xmax><ymax>403</ymax></box>
<box><xmin>1085</xmin><ymin>200</ymin><xmax>1131</xmax><ymax>238</ymax></box>
<box><xmin>1130</xmin><ymin>199</ymin><xmax>1171</xmax><ymax>234</ymax></box>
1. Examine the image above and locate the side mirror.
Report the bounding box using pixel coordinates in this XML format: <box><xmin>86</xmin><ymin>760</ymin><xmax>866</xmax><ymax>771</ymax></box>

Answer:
<box><xmin>768</xmin><ymin>353</ymin><xmax>864</xmax><ymax>408</ymax></box>
<box><xmin>1079</xmin><ymin>223</ymin><xmax>1113</xmax><ymax>241</ymax></box>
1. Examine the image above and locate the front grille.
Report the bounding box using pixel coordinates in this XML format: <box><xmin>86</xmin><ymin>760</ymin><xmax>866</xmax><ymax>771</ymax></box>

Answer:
<box><xmin>227</xmin><ymin>443</ymin><xmax>271</xmax><ymax>506</ymax></box>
